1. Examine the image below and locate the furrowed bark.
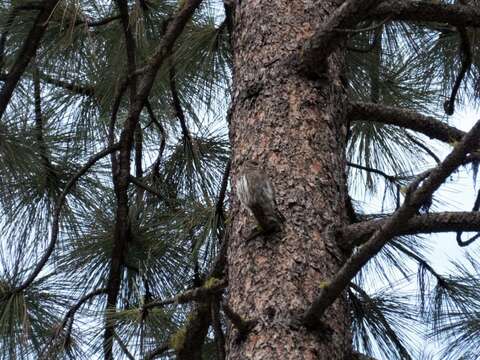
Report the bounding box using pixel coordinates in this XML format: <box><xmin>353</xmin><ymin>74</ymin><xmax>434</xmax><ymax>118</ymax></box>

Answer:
<box><xmin>228</xmin><ymin>1</ymin><xmax>351</xmax><ymax>358</ymax></box>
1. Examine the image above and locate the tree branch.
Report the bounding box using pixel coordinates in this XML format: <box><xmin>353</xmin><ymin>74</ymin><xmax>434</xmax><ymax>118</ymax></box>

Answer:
<box><xmin>104</xmin><ymin>6</ymin><xmax>203</xmax><ymax>357</ymax></box>
<box><xmin>0</xmin><ymin>72</ymin><xmax>95</xmax><ymax>96</ymax></box>
<box><xmin>299</xmin><ymin>0</ymin><xmax>388</xmax><ymax>75</ymax></box>
<box><xmin>370</xmin><ymin>0</ymin><xmax>480</xmax><ymax>28</ymax></box>
<box><xmin>40</xmin><ymin>288</ymin><xmax>107</xmax><ymax>359</ymax></box>
<box><xmin>215</xmin><ymin>159</ymin><xmax>231</xmax><ymax>225</ymax></box>
<box><xmin>348</xmin><ymin>101</ymin><xmax>466</xmax><ymax>144</ymax></box>
<box><xmin>78</xmin><ymin>15</ymin><xmax>122</xmax><ymax>27</ymax></box>
<box><xmin>456</xmin><ymin>188</ymin><xmax>480</xmax><ymax>247</ymax></box>
<box><xmin>0</xmin><ymin>0</ymin><xmax>61</xmax><ymax>120</ymax></box>
<box><xmin>169</xmin><ymin>61</ymin><xmax>192</xmax><ymax>142</ymax></box>
<box><xmin>444</xmin><ymin>26</ymin><xmax>472</xmax><ymax>115</ymax></box>
<box><xmin>143</xmin><ymin>278</ymin><xmax>227</xmax><ymax>310</ymax></box>
<box><xmin>129</xmin><ymin>175</ymin><xmax>166</xmax><ymax>200</ymax></box>
<box><xmin>222</xmin><ymin>303</ymin><xmax>257</xmax><ymax>339</ymax></box>
<box><xmin>13</xmin><ymin>144</ymin><xmax>120</xmax><ymax>293</ymax></box>
<box><xmin>341</xmin><ymin>211</ymin><xmax>480</xmax><ymax>249</ymax></box>
<box><xmin>405</xmin><ymin>132</ymin><xmax>441</xmax><ymax>164</ymax></box>
<box><xmin>173</xmin><ymin>303</ymin><xmax>211</xmax><ymax>360</ymax></box>
<box><xmin>39</xmin><ymin>72</ymin><xmax>95</xmax><ymax>96</ymax></box>
<box><xmin>300</xmin><ymin>118</ymin><xmax>480</xmax><ymax>327</ymax></box>
<box><xmin>134</xmin><ymin>125</ymin><xmax>144</xmax><ymax>197</ymax></box>
<box><xmin>115</xmin><ymin>0</ymin><xmax>137</xmax><ymax>102</ymax></box>
<box><xmin>126</xmin><ymin>0</ymin><xmax>204</xmax><ymax>131</ymax></box>
<box><xmin>347</xmin><ymin>162</ymin><xmax>399</xmax><ymax>183</ymax></box>
<box><xmin>211</xmin><ymin>299</ymin><xmax>226</xmax><ymax>360</ymax></box>
<box><xmin>108</xmin><ymin>82</ymin><xmax>129</xmax><ymax>185</ymax></box>
<box><xmin>113</xmin><ymin>332</ymin><xmax>136</xmax><ymax>360</ymax></box>
<box><xmin>33</xmin><ymin>67</ymin><xmax>53</xmax><ymax>171</ymax></box>
<box><xmin>144</xmin><ymin>343</ymin><xmax>170</xmax><ymax>360</ymax></box>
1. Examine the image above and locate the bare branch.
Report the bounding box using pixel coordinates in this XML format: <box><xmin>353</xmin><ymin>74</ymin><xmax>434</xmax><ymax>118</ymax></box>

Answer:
<box><xmin>173</xmin><ymin>303</ymin><xmax>211</xmax><ymax>360</ymax></box>
<box><xmin>348</xmin><ymin>102</ymin><xmax>466</xmax><ymax>144</ymax></box>
<box><xmin>108</xmin><ymin>79</ymin><xmax>129</xmax><ymax>174</ymax></box>
<box><xmin>300</xmin><ymin>118</ymin><xmax>480</xmax><ymax>327</ymax></box>
<box><xmin>39</xmin><ymin>72</ymin><xmax>95</xmax><ymax>96</ymax></box>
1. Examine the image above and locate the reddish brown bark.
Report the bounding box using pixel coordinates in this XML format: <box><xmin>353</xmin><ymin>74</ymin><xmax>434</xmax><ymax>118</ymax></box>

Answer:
<box><xmin>227</xmin><ymin>1</ymin><xmax>351</xmax><ymax>359</ymax></box>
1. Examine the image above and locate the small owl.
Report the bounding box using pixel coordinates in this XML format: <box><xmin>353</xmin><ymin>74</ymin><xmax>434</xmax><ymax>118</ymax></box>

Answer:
<box><xmin>236</xmin><ymin>160</ymin><xmax>285</xmax><ymax>233</ymax></box>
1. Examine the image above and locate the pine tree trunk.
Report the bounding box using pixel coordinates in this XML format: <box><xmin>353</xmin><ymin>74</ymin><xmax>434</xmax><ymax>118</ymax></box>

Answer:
<box><xmin>227</xmin><ymin>1</ymin><xmax>352</xmax><ymax>359</ymax></box>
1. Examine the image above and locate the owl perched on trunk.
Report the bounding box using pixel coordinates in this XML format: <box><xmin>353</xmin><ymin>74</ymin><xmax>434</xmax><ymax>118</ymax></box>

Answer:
<box><xmin>236</xmin><ymin>160</ymin><xmax>285</xmax><ymax>234</ymax></box>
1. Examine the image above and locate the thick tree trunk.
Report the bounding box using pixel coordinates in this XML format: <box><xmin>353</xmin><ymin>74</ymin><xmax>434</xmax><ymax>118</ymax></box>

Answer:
<box><xmin>227</xmin><ymin>1</ymin><xmax>351</xmax><ymax>359</ymax></box>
